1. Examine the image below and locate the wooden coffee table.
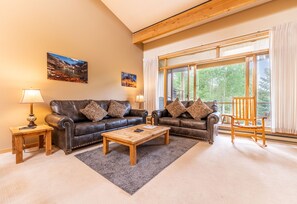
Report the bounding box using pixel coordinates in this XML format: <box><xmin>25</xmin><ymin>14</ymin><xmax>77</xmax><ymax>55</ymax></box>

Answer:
<box><xmin>101</xmin><ymin>124</ymin><xmax>170</xmax><ymax>166</ymax></box>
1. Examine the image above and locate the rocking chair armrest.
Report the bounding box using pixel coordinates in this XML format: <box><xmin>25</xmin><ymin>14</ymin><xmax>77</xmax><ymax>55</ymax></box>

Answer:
<box><xmin>221</xmin><ymin>114</ymin><xmax>234</xmax><ymax>119</ymax></box>
<box><xmin>256</xmin><ymin>116</ymin><xmax>267</xmax><ymax>120</ymax></box>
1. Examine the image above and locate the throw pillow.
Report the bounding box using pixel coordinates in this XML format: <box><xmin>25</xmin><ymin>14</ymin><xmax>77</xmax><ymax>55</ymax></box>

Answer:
<box><xmin>165</xmin><ymin>98</ymin><xmax>186</xmax><ymax>118</ymax></box>
<box><xmin>186</xmin><ymin>98</ymin><xmax>213</xmax><ymax>121</ymax></box>
<box><xmin>108</xmin><ymin>100</ymin><xmax>127</xmax><ymax>118</ymax></box>
<box><xmin>80</xmin><ymin>101</ymin><xmax>108</xmax><ymax>122</ymax></box>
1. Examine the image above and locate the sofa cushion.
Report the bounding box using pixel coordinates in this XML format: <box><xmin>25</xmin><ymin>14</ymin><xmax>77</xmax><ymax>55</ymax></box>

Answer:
<box><xmin>108</xmin><ymin>100</ymin><xmax>127</xmax><ymax>118</ymax></box>
<box><xmin>165</xmin><ymin>98</ymin><xmax>186</xmax><ymax>118</ymax></box>
<box><xmin>159</xmin><ymin>117</ymin><xmax>181</xmax><ymax>126</ymax></box>
<box><xmin>125</xmin><ymin>116</ymin><xmax>143</xmax><ymax>126</ymax></box>
<box><xmin>186</xmin><ymin>98</ymin><xmax>213</xmax><ymax>121</ymax></box>
<box><xmin>103</xmin><ymin>118</ymin><xmax>128</xmax><ymax>130</ymax></box>
<box><xmin>74</xmin><ymin>121</ymin><xmax>105</xmax><ymax>136</ymax></box>
<box><xmin>80</xmin><ymin>101</ymin><xmax>108</xmax><ymax>122</ymax></box>
<box><xmin>180</xmin><ymin>119</ymin><xmax>207</xmax><ymax>130</ymax></box>
<box><xmin>115</xmin><ymin>100</ymin><xmax>131</xmax><ymax>116</ymax></box>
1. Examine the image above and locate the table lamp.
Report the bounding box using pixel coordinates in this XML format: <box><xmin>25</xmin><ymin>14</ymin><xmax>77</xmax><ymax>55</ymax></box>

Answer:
<box><xmin>136</xmin><ymin>94</ymin><xmax>144</xmax><ymax>109</ymax></box>
<box><xmin>20</xmin><ymin>89</ymin><xmax>44</xmax><ymax>127</ymax></box>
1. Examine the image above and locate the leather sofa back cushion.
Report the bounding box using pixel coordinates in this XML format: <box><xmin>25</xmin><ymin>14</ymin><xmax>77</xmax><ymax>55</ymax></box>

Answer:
<box><xmin>50</xmin><ymin>100</ymin><xmax>132</xmax><ymax>122</ymax></box>
<box><xmin>50</xmin><ymin>100</ymin><xmax>89</xmax><ymax>122</ymax></box>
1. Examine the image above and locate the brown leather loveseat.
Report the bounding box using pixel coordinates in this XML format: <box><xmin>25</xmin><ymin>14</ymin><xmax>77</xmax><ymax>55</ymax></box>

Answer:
<box><xmin>45</xmin><ymin>100</ymin><xmax>148</xmax><ymax>154</ymax></box>
<box><xmin>152</xmin><ymin>100</ymin><xmax>220</xmax><ymax>144</ymax></box>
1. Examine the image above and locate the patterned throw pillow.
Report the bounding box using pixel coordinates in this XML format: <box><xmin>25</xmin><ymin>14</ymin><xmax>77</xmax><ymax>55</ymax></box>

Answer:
<box><xmin>186</xmin><ymin>98</ymin><xmax>213</xmax><ymax>121</ymax></box>
<box><xmin>80</xmin><ymin>101</ymin><xmax>108</xmax><ymax>122</ymax></box>
<box><xmin>165</xmin><ymin>98</ymin><xmax>186</xmax><ymax>118</ymax></box>
<box><xmin>108</xmin><ymin>100</ymin><xmax>127</xmax><ymax>118</ymax></box>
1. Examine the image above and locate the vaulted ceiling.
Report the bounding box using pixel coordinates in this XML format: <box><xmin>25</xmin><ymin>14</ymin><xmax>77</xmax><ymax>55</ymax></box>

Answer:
<box><xmin>101</xmin><ymin>0</ymin><xmax>273</xmax><ymax>44</ymax></box>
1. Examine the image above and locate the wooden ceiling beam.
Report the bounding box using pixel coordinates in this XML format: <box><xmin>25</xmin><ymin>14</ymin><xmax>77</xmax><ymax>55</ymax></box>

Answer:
<box><xmin>132</xmin><ymin>0</ymin><xmax>272</xmax><ymax>44</ymax></box>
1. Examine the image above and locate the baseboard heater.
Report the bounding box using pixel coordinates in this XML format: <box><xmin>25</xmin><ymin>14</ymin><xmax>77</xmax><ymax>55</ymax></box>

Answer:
<box><xmin>218</xmin><ymin>128</ymin><xmax>297</xmax><ymax>144</ymax></box>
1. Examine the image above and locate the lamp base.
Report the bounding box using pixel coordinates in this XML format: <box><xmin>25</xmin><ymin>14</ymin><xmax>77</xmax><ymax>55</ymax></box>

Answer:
<box><xmin>27</xmin><ymin>114</ymin><xmax>37</xmax><ymax>127</ymax></box>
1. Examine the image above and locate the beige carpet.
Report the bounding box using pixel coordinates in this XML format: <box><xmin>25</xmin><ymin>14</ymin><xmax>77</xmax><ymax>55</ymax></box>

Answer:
<box><xmin>0</xmin><ymin>135</ymin><xmax>296</xmax><ymax>204</ymax></box>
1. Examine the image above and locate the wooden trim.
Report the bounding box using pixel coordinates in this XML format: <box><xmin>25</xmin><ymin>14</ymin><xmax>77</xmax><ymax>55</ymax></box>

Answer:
<box><xmin>160</xmin><ymin>49</ymin><xmax>268</xmax><ymax>70</ymax></box>
<box><xmin>252</xmin><ymin>54</ymin><xmax>258</xmax><ymax>115</ymax></box>
<box><xmin>133</xmin><ymin>0</ymin><xmax>271</xmax><ymax>44</ymax></box>
<box><xmin>159</xmin><ymin>30</ymin><xmax>269</xmax><ymax>60</ymax></box>
<box><xmin>187</xmin><ymin>65</ymin><xmax>190</xmax><ymax>100</ymax></box>
<box><xmin>163</xmin><ymin>69</ymin><xmax>168</xmax><ymax>107</ymax></box>
<box><xmin>194</xmin><ymin>65</ymin><xmax>197</xmax><ymax>100</ymax></box>
<box><xmin>245</xmin><ymin>57</ymin><xmax>250</xmax><ymax>97</ymax></box>
<box><xmin>216</xmin><ymin>46</ymin><xmax>220</xmax><ymax>58</ymax></box>
<box><xmin>0</xmin><ymin>148</ymin><xmax>11</xmax><ymax>154</ymax></box>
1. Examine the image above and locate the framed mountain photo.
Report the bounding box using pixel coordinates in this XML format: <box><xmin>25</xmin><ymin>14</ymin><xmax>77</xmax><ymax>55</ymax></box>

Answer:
<box><xmin>47</xmin><ymin>52</ymin><xmax>88</xmax><ymax>83</ymax></box>
<box><xmin>121</xmin><ymin>72</ymin><xmax>137</xmax><ymax>88</ymax></box>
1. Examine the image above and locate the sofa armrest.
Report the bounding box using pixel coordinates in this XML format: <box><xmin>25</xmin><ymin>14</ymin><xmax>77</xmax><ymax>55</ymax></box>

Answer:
<box><xmin>45</xmin><ymin>113</ymin><xmax>75</xmax><ymax>154</ymax></box>
<box><xmin>129</xmin><ymin>109</ymin><xmax>148</xmax><ymax>123</ymax></box>
<box><xmin>152</xmin><ymin>109</ymin><xmax>168</xmax><ymax>125</ymax></box>
<box><xmin>45</xmin><ymin>114</ymin><xmax>74</xmax><ymax>130</ymax></box>
<box><xmin>207</xmin><ymin>112</ymin><xmax>220</xmax><ymax>144</ymax></box>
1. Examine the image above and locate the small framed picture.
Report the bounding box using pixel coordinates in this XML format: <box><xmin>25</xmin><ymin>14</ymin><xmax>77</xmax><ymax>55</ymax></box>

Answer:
<box><xmin>121</xmin><ymin>72</ymin><xmax>136</xmax><ymax>88</ymax></box>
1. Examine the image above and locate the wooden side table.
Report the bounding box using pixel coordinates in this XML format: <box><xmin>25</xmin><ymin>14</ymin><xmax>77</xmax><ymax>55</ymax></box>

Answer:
<box><xmin>9</xmin><ymin>124</ymin><xmax>53</xmax><ymax>164</ymax></box>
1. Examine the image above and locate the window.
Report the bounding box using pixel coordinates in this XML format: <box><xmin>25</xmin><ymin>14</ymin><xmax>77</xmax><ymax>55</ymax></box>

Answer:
<box><xmin>167</xmin><ymin>67</ymin><xmax>189</xmax><ymax>101</ymax></box>
<box><xmin>159</xmin><ymin>31</ymin><xmax>271</xmax><ymax>127</ymax></box>
<box><xmin>196</xmin><ymin>62</ymin><xmax>246</xmax><ymax>114</ymax></box>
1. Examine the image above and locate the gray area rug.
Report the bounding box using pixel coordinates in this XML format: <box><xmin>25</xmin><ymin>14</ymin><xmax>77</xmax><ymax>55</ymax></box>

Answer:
<box><xmin>75</xmin><ymin>136</ymin><xmax>198</xmax><ymax>194</ymax></box>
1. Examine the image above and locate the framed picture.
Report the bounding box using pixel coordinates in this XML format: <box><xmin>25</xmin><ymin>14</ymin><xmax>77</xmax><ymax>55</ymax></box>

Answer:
<box><xmin>47</xmin><ymin>52</ymin><xmax>88</xmax><ymax>83</ymax></box>
<box><xmin>121</xmin><ymin>72</ymin><xmax>137</xmax><ymax>88</ymax></box>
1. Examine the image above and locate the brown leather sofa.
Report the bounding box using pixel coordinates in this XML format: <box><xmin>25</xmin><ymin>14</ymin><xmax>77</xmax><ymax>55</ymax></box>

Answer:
<box><xmin>45</xmin><ymin>100</ymin><xmax>148</xmax><ymax>154</ymax></box>
<box><xmin>152</xmin><ymin>100</ymin><xmax>220</xmax><ymax>144</ymax></box>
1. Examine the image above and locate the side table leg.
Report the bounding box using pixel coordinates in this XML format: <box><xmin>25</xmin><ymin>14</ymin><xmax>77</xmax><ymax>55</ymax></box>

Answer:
<box><xmin>45</xmin><ymin>131</ymin><xmax>52</xmax><ymax>156</ymax></box>
<box><xmin>12</xmin><ymin>135</ymin><xmax>16</xmax><ymax>154</ymax></box>
<box><xmin>164</xmin><ymin>130</ymin><xmax>170</xmax><ymax>145</ymax></box>
<box><xmin>39</xmin><ymin>135</ymin><xmax>44</xmax><ymax>149</ymax></box>
<box><xmin>129</xmin><ymin>145</ymin><xmax>137</xmax><ymax>166</ymax></box>
<box><xmin>15</xmin><ymin>136</ymin><xmax>23</xmax><ymax>164</ymax></box>
<box><xmin>103</xmin><ymin>137</ymin><xmax>109</xmax><ymax>155</ymax></box>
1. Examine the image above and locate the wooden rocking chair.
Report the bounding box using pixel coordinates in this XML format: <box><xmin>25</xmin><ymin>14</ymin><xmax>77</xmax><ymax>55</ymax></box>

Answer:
<box><xmin>224</xmin><ymin>97</ymin><xmax>267</xmax><ymax>146</ymax></box>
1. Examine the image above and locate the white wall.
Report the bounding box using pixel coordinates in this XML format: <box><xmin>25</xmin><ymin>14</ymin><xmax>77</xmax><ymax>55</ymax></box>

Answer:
<box><xmin>144</xmin><ymin>0</ymin><xmax>297</xmax><ymax>59</ymax></box>
<box><xmin>0</xmin><ymin>0</ymin><xmax>143</xmax><ymax>151</ymax></box>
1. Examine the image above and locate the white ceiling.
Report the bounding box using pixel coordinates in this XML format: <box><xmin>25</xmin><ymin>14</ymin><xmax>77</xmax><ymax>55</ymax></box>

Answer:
<box><xmin>101</xmin><ymin>0</ymin><xmax>209</xmax><ymax>33</ymax></box>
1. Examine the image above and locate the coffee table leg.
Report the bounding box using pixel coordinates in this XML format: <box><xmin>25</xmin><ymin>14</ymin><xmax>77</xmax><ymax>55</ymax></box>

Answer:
<box><xmin>164</xmin><ymin>130</ymin><xmax>170</xmax><ymax>145</ymax></box>
<box><xmin>15</xmin><ymin>136</ymin><xmax>23</xmax><ymax>164</ymax></box>
<box><xmin>103</xmin><ymin>137</ymin><xmax>109</xmax><ymax>155</ymax></box>
<box><xmin>129</xmin><ymin>145</ymin><xmax>137</xmax><ymax>166</ymax></box>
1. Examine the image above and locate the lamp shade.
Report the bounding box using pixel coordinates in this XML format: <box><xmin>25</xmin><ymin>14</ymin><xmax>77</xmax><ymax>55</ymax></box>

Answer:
<box><xmin>136</xmin><ymin>94</ymin><xmax>144</xmax><ymax>103</ymax></box>
<box><xmin>20</xmin><ymin>89</ymin><xmax>44</xmax><ymax>104</ymax></box>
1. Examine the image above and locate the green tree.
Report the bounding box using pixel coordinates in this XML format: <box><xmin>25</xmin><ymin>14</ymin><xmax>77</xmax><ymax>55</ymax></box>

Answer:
<box><xmin>257</xmin><ymin>64</ymin><xmax>271</xmax><ymax>117</ymax></box>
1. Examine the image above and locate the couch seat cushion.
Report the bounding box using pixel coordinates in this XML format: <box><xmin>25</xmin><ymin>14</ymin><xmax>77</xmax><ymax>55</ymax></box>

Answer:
<box><xmin>75</xmin><ymin>121</ymin><xmax>105</xmax><ymax>136</ymax></box>
<box><xmin>159</xmin><ymin>117</ymin><xmax>180</xmax><ymax>126</ymax></box>
<box><xmin>125</xmin><ymin>116</ymin><xmax>143</xmax><ymax>126</ymax></box>
<box><xmin>103</xmin><ymin>118</ymin><xmax>128</xmax><ymax>130</ymax></box>
<box><xmin>180</xmin><ymin>119</ymin><xmax>207</xmax><ymax>130</ymax></box>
